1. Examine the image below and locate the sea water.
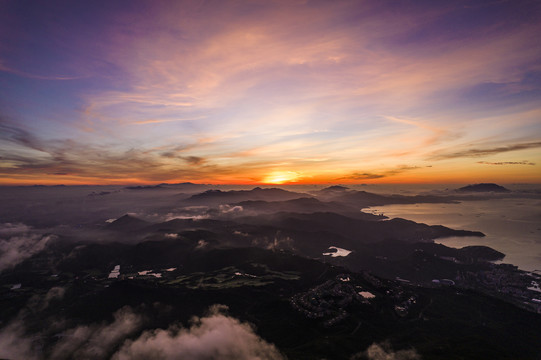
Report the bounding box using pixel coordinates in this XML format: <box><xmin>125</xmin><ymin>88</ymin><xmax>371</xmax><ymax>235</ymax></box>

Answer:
<box><xmin>363</xmin><ymin>198</ymin><xmax>541</xmax><ymax>272</ymax></box>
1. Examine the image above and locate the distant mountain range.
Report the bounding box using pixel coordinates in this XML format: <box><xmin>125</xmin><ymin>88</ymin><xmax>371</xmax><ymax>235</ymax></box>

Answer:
<box><xmin>184</xmin><ymin>187</ymin><xmax>311</xmax><ymax>205</ymax></box>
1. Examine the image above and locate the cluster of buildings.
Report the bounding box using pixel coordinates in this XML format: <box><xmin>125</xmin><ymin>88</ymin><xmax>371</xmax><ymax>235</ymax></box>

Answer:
<box><xmin>290</xmin><ymin>274</ymin><xmax>375</xmax><ymax>327</ymax></box>
<box><xmin>457</xmin><ymin>264</ymin><xmax>541</xmax><ymax>313</ymax></box>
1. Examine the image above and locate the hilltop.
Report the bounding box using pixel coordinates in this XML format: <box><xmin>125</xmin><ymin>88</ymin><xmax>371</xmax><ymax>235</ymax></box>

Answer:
<box><xmin>456</xmin><ymin>183</ymin><xmax>511</xmax><ymax>193</ymax></box>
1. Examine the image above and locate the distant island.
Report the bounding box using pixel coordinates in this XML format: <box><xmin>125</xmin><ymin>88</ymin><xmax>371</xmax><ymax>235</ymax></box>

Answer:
<box><xmin>456</xmin><ymin>183</ymin><xmax>511</xmax><ymax>193</ymax></box>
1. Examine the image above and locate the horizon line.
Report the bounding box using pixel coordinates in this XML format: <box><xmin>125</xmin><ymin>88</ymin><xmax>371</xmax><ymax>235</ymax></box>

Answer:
<box><xmin>1</xmin><ymin>181</ymin><xmax>539</xmax><ymax>187</ymax></box>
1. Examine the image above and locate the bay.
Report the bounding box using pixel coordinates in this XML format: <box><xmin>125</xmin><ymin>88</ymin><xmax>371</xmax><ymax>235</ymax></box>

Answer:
<box><xmin>363</xmin><ymin>198</ymin><xmax>541</xmax><ymax>272</ymax></box>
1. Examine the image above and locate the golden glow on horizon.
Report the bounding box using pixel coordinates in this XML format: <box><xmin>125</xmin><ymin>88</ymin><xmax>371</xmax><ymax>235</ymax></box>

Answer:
<box><xmin>0</xmin><ymin>160</ymin><xmax>540</xmax><ymax>186</ymax></box>
<box><xmin>261</xmin><ymin>171</ymin><xmax>301</xmax><ymax>184</ymax></box>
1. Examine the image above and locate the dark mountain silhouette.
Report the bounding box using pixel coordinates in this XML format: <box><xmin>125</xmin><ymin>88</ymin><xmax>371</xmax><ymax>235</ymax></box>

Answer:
<box><xmin>321</xmin><ymin>185</ymin><xmax>349</xmax><ymax>191</ymax></box>
<box><xmin>237</xmin><ymin>211</ymin><xmax>484</xmax><ymax>246</ymax></box>
<box><xmin>184</xmin><ymin>187</ymin><xmax>311</xmax><ymax>205</ymax></box>
<box><xmin>106</xmin><ymin>214</ymin><xmax>151</xmax><ymax>232</ymax></box>
<box><xmin>312</xmin><ymin>185</ymin><xmax>350</xmax><ymax>196</ymax></box>
<box><xmin>125</xmin><ymin>182</ymin><xmax>209</xmax><ymax>193</ymax></box>
<box><xmin>456</xmin><ymin>183</ymin><xmax>511</xmax><ymax>193</ymax></box>
<box><xmin>125</xmin><ymin>185</ymin><xmax>165</xmax><ymax>190</ymax></box>
<box><xmin>143</xmin><ymin>218</ymin><xmax>233</xmax><ymax>234</ymax></box>
<box><xmin>314</xmin><ymin>188</ymin><xmax>457</xmax><ymax>207</ymax></box>
<box><xmin>340</xmin><ymin>240</ymin><xmax>505</xmax><ymax>280</ymax></box>
<box><xmin>160</xmin><ymin>182</ymin><xmax>210</xmax><ymax>192</ymax></box>
<box><xmin>159</xmin><ymin>182</ymin><xmax>201</xmax><ymax>186</ymax></box>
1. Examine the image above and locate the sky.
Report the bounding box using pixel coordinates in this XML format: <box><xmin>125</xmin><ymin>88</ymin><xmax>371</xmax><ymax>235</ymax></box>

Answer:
<box><xmin>0</xmin><ymin>0</ymin><xmax>540</xmax><ymax>185</ymax></box>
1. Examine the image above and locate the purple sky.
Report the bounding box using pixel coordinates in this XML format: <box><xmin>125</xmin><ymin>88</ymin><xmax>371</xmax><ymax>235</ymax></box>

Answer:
<box><xmin>1</xmin><ymin>0</ymin><xmax>540</xmax><ymax>184</ymax></box>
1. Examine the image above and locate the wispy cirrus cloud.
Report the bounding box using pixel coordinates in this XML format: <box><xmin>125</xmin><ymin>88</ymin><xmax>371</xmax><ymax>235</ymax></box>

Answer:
<box><xmin>338</xmin><ymin>172</ymin><xmax>386</xmax><ymax>180</ymax></box>
<box><xmin>428</xmin><ymin>141</ymin><xmax>541</xmax><ymax>160</ymax></box>
<box><xmin>133</xmin><ymin>117</ymin><xmax>205</xmax><ymax>125</ymax></box>
<box><xmin>0</xmin><ymin>61</ymin><xmax>84</xmax><ymax>81</ymax></box>
<box><xmin>337</xmin><ymin>165</ymin><xmax>423</xmax><ymax>181</ymax></box>
<box><xmin>0</xmin><ymin>120</ymin><xmax>45</xmax><ymax>152</ymax></box>
<box><xmin>478</xmin><ymin>160</ymin><xmax>535</xmax><ymax>166</ymax></box>
<box><xmin>0</xmin><ymin>120</ymin><xmax>213</xmax><ymax>183</ymax></box>
<box><xmin>1</xmin><ymin>1</ymin><xmax>540</xmax><ymax>184</ymax></box>
<box><xmin>75</xmin><ymin>0</ymin><xmax>541</xmax><ymax>183</ymax></box>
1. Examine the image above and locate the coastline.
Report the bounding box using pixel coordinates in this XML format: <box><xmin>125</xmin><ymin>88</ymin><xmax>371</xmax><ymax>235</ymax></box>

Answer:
<box><xmin>362</xmin><ymin>198</ymin><xmax>541</xmax><ymax>272</ymax></box>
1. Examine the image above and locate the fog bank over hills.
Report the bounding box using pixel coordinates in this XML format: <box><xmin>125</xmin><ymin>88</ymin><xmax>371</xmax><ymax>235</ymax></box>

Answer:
<box><xmin>0</xmin><ymin>183</ymin><xmax>536</xmax><ymax>270</ymax></box>
<box><xmin>2</xmin><ymin>182</ymin><xmax>537</xmax><ymax>228</ymax></box>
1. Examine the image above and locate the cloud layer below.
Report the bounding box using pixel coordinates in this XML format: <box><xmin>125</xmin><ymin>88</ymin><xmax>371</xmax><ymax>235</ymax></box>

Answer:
<box><xmin>0</xmin><ymin>223</ymin><xmax>53</xmax><ymax>271</ymax></box>
<box><xmin>113</xmin><ymin>305</ymin><xmax>284</xmax><ymax>360</ymax></box>
<box><xmin>0</xmin><ymin>303</ymin><xmax>285</xmax><ymax>360</ymax></box>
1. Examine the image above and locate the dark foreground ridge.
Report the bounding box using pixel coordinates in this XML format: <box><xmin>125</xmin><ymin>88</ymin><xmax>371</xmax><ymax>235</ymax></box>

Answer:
<box><xmin>0</xmin><ymin>184</ymin><xmax>540</xmax><ymax>359</ymax></box>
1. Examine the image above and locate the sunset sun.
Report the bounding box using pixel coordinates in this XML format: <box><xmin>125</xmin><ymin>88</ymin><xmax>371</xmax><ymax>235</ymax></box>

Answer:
<box><xmin>262</xmin><ymin>171</ymin><xmax>300</xmax><ymax>184</ymax></box>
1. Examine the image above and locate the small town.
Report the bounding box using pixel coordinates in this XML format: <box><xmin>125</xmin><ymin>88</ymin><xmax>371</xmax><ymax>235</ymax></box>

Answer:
<box><xmin>290</xmin><ymin>274</ymin><xmax>378</xmax><ymax>326</ymax></box>
<box><xmin>456</xmin><ymin>264</ymin><xmax>541</xmax><ymax>313</ymax></box>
